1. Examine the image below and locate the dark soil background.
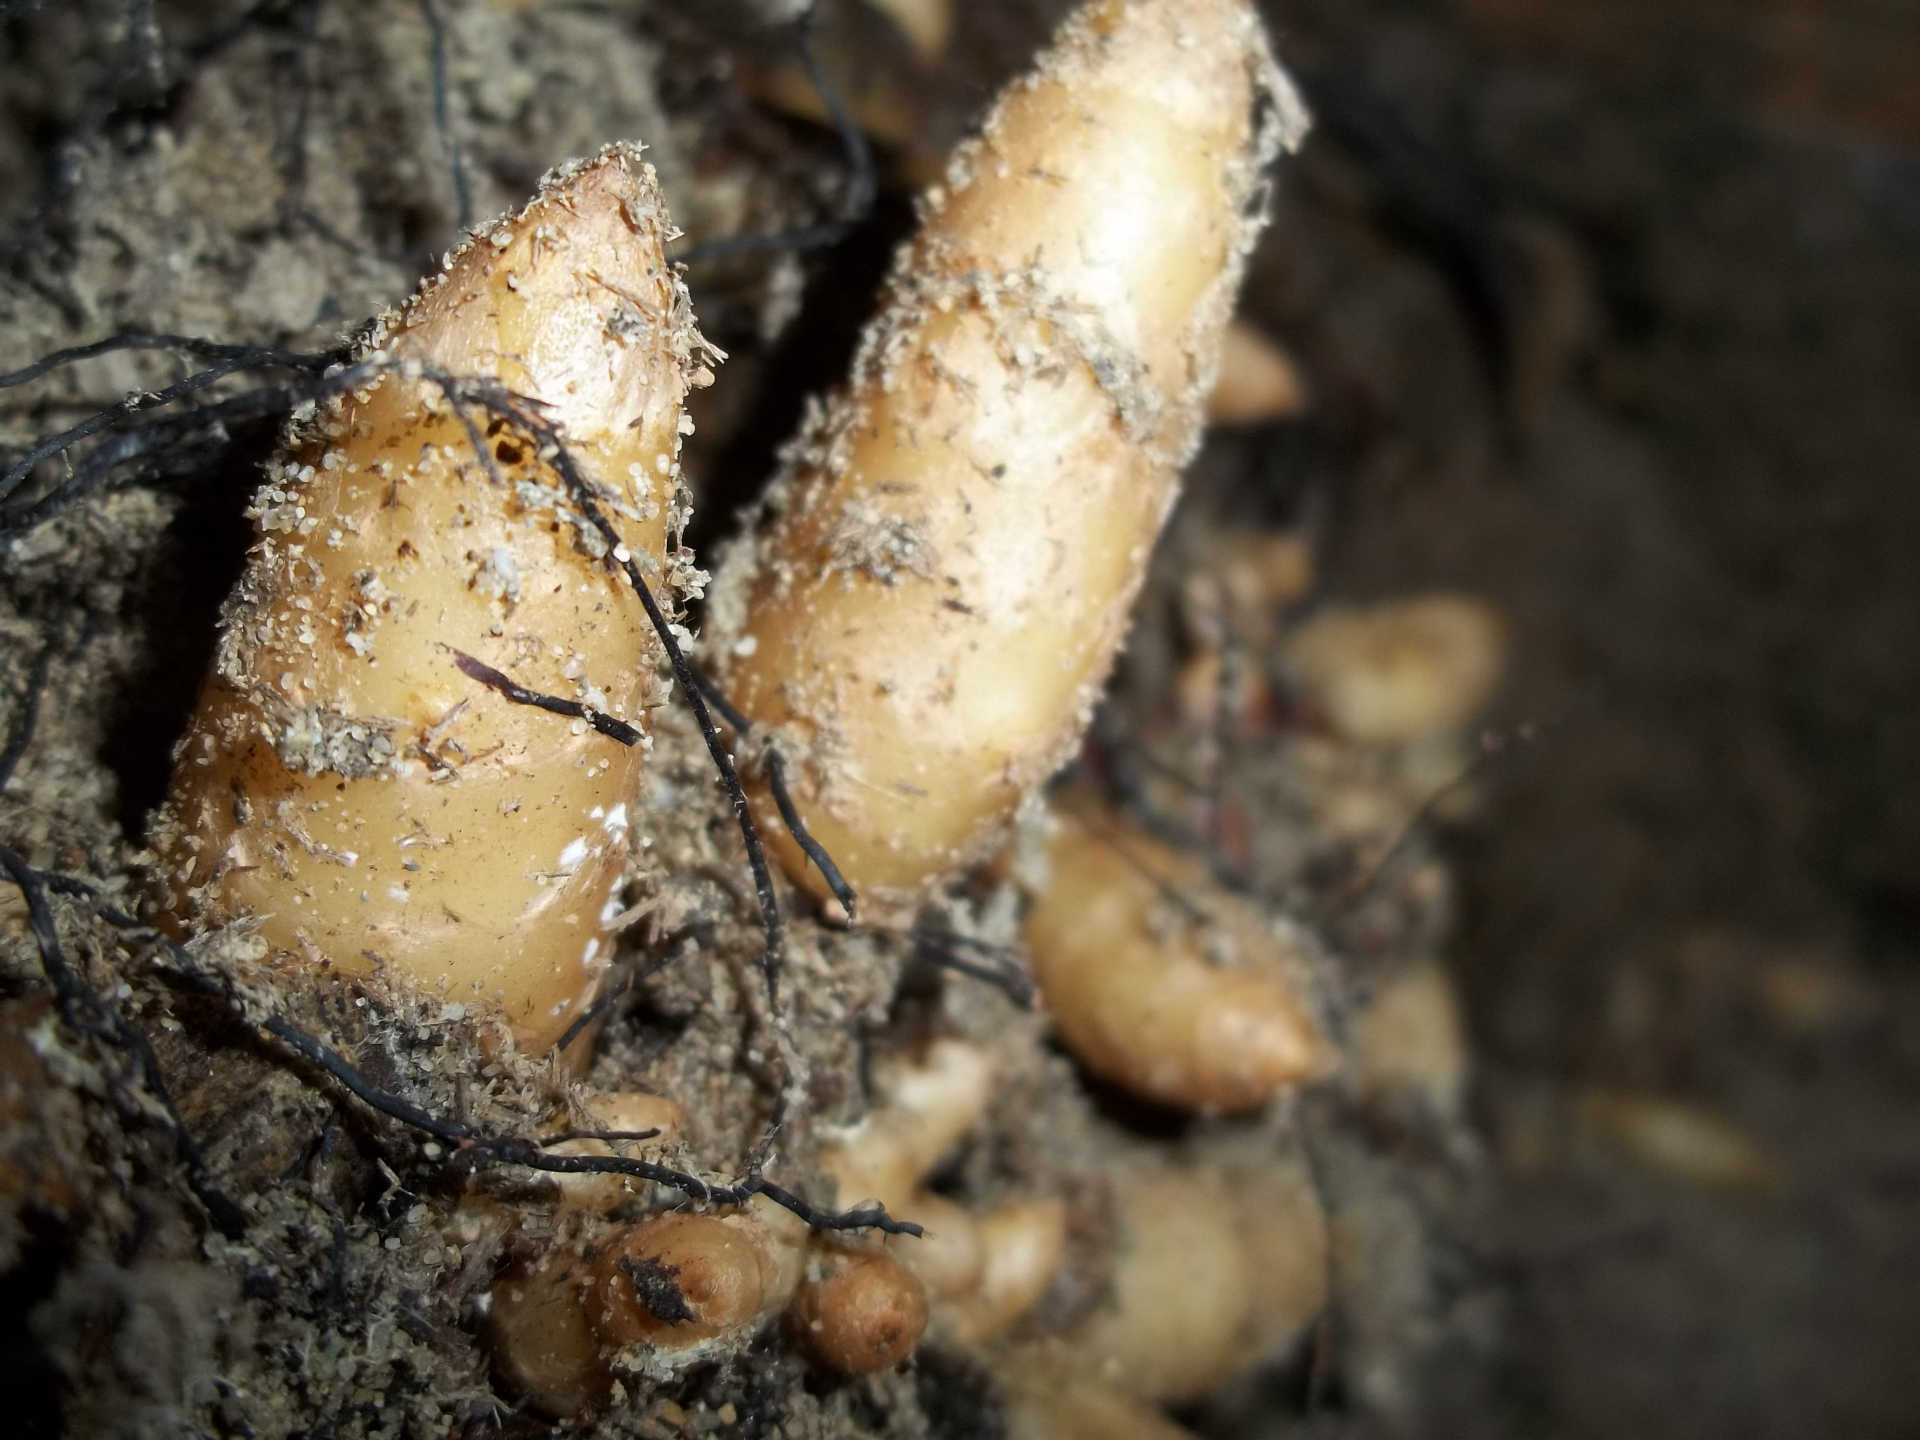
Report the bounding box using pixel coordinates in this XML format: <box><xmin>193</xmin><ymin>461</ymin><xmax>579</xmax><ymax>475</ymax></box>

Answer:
<box><xmin>1259</xmin><ymin>5</ymin><xmax>1920</xmax><ymax>1437</ymax></box>
<box><xmin>4</xmin><ymin>1</ymin><xmax>1918</xmax><ymax>1438</ymax></box>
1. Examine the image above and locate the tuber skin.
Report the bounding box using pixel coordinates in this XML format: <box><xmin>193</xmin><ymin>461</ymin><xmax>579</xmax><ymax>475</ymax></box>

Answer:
<box><xmin>1025</xmin><ymin>789</ymin><xmax>1332</xmax><ymax>1113</ymax></box>
<box><xmin>149</xmin><ymin>145</ymin><xmax>713</xmax><ymax>1055</ymax></box>
<box><xmin>993</xmin><ymin>1158</ymin><xmax>1329</xmax><ymax>1440</ymax></box>
<box><xmin>1206</xmin><ymin>318</ymin><xmax>1308</xmax><ymax>425</ymax></box>
<box><xmin>396</xmin><ymin>1065</ymin><xmax>1324</xmax><ymax>1419</ymax></box>
<box><xmin>1059</xmin><ymin>1160</ymin><xmax>1328</xmax><ymax>1403</ymax></box>
<box><xmin>939</xmin><ymin>1197</ymin><xmax>1071</xmax><ymax>1346</ymax></box>
<box><xmin>490</xmin><ymin>1189</ymin><xmax>939</xmax><ymax>1400</ymax></box>
<box><xmin>1283</xmin><ymin>593</ymin><xmax>1507</xmax><ymax>747</ymax></box>
<box><xmin>1000</xmin><ymin>1357</ymin><xmax>1203</xmax><ymax>1440</ymax></box>
<box><xmin>819</xmin><ymin>1035</ymin><xmax>996</xmax><ymax>1213</ymax></box>
<box><xmin>1071</xmin><ymin>1172</ymin><xmax>1249</xmax><ymax>1401</ymax></box>
<box><xmin>789</xmin><ymin>1247</ymin><xmax>931</xmax><ymax>1374</ymax></box>
<box><xmin>819</xmin><ymin>1037</ymin><xmax>1069</xmax><ymax>1347</ymax></box>
<box><xmin>490</xmin><ymin>1197</ymin><xmax>817</xmax><ymax>1409</ymax></box>
<box><xmin>1577</xmin><ymin>1089</ymin><xmax>1785</xmax><ymax>1192</ymax></box>
<box><xmin>590</xmin><ymin>1211</ymin><xmax>793</xmax><ymax>1352</ymax></box>
<box><xmin>544</xmin><ymin>1090</ymin><xmax>689</xmax><ymax>1210</ymax></box>
<box><xmin>884</xmin><ymin>1190</ymin><xmax>983</xmax><ymax>1300</ymax></box>
<box><xmin>488</xmin><ymin>1252</ymin><xmax>614</xmax><ymax>1418</ymax></box>
<box><xmin>869</xmin><ymin>0</ymin><xmax>953</xmax><ymax>64</ymax></box>
<box><xmin>0</xmin><ymin>0</ymin><xmax>1491</xmax><ymax>1428</ymax></box>
<box><xmin>710</xmin><ymin>0</ymin><xmax>1309</xmax><ymax>910</ymax></box>
<box><xmin>1350</xmin><ymin>960</ymin><xmax>1471</xmax><ymax>1123</ymax></box>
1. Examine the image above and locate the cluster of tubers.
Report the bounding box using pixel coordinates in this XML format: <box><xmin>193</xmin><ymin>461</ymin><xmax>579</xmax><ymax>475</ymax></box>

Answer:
<box><xmin>818</xmin><ymin>1039</ymin><xmax>1069</xmax><ymax>1351</ymax></box>
<box><xmin>111</xmin><ymin>0</ymin><xmax>1498</xmax><ymax>1430</ymax></box>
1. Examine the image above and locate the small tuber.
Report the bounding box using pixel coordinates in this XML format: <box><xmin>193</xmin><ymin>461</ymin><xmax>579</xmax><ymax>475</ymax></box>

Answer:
<box><xmin>1283</xmin><ymin>593</ymin><xmax>1506</xmax><ymax>747</ymax></box>
<box><xmin>790</xmin><ymin>1247</ymin><xmax>930</xmax><ymax>1374</ymax></box>
<box><xmin>1024</xmin><ymin>789</ymin><xmax>1331</xmax><ymax>1113</ymax></box>
<box><xmin>1060</xmin><ymin>1159</ymin><xmax>1328</xmax><ymax>1402</ymax></box>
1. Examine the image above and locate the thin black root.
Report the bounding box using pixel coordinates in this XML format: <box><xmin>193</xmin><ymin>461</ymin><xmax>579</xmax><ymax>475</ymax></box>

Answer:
<box><xmin>0</xmin><ymin>624</ymin><xmax>63</xmax><ymax>793</ymax></box>
<box><xmin>0</xmin><ymin>331</ymin><xmax>334</xmax><ymax>531</ymax></box>
<box><xmin>451</xmin><ymin>650</ymin><xmax>644</xmax><ymax>747</ymax></box>
<box><xmin>420</xmin><ymin>374</ymin><xmax>791</xmax><ymax>1016</ymax></box>
<box><xmin>416</xmin><ymin>0</ymin><xmax>473</xmax><ymax>234</ymax></box>
<box><xmin>552</xmin><ymin>946</ymin><xmax>678</xmax><ymax>1057</ymax></box>
<box><xmin>1327</xmin><ymin>704</ymin><xmax>1581</xmax><ymax>916</ymax></box>
<box><xmin>536</xmin><ymin>1127</ymin><xmax>664</xmax><ymax>1148</ymax></box>
<box><xmin>908</xmin><ymin>923</ymin><xmax>1037</xmax><ymax>1009</ymax></box>
<box><xmin>452</xmin><ymin>647</ymin><xmax>857</xmax><ymax>921</ymax></box>
<box><xmin>689</xmin><ymin>668</ymin><xmax>857</xmax><ymax>918</ymax></box>
<box><xmin>673</xmin><ymin>9</ymin><xmax>876</xmax><ymax>264</ymax></box>
<box><xmin>0</xmin><ymin>846</ymin><xmax>249</xmax><ymax>1239</ymax></box>
<box><xmin>1087</xmin><ymin>710</ymin><xmax>1255</xmax><ymax>897</ymax></box>
<box><xmin>5</xmin><ymin>856</ymin><xmax>920</xmax><ymax>1239</ymax></box>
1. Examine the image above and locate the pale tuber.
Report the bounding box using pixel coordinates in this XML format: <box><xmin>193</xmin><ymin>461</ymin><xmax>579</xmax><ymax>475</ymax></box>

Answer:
<box><xmin>1025</xmin><ymin>789</ymin><xmax>1331</xmax><ymax>1113</ymax></box>
<box><xmin>149</xmin><ymin>145</ymin><xmax>714</xmax><ymax>1055</ymax></box>
<box><xmin>1284</xmin><ymin>593</ymin><xmax>1507</xmax><ymax>747</ymax></box>
<box><xmin>1060</xmin><ymin>1159</ymin><xmax>1328</xmax><ymax>1402</ymax></box>
<box><xmin>819</xmin><ymin>1037</ymin><xmax>1069</xmax><ymax>1347</ymax></box>
<box><xmin>710</xmin><ymin>0</ymin><xmax>1308</xmax><ymax>909</ymax></box>
<box><xmin>789</xmin><ymin>1246</ymin><xmax>931</xmax><ymax>1374</ymax></box>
